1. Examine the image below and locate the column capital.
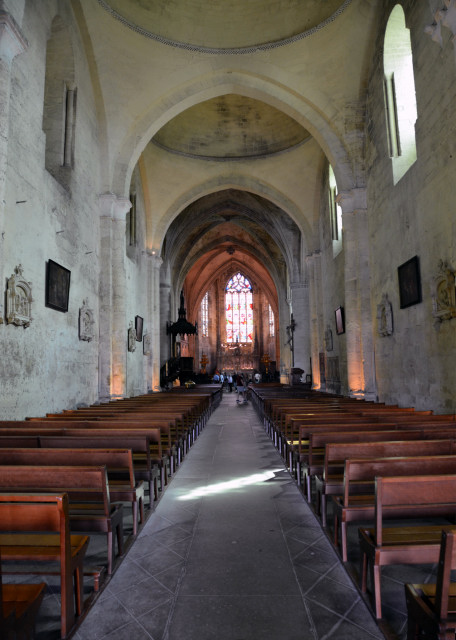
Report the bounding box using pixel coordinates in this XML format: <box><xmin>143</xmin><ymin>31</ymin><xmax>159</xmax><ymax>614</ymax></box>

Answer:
<box><xmin>144</xmin><ymin>249</ymin><xmax>163</xmax><ymax>268</ymax></box>
<box><xmin>336</xmin><ymin>187</ymin><xmax>367</xmax><ymax>213</ymax></box>
<box><xmin>98</xmin><ymin>193</ymin><xmax>131</xmax><ymax>220</ymax></box>
<box><xmin>0</xmin><ymin>11</ymin><xmax>27</xmax><ymax>64</ymax></box>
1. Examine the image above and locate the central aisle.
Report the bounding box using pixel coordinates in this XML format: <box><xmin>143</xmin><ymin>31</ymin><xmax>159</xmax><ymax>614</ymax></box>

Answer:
<box><xmin>75</xmin><ymin>392</ymin><xmax>384</xmax><ymax>640</ymax></box>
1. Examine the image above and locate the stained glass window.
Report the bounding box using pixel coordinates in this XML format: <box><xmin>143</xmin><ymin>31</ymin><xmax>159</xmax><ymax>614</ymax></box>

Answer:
<box><xmin>201</xmin><ymin>291</ymin><xmax>208</xmax><ymax>337</ymax></box>
<box><xmin>225</xmin><ymin>273</ymin><xmax>253</xmax><ymax>343</ymax></box>
<box><xmin>269</xmin><ymin>304</ymin><xmax>275</xmax><ymax>337</ymax></box>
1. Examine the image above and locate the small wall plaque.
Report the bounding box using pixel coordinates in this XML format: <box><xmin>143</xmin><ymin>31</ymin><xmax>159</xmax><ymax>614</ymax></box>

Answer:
<box><xmin>79</xmin><ymin>299</ymin><xmax>95</xmax><ymax>342</ymax></box>
<box><xmin>6</xmin><ymin>264</ymin><xmax>33</xmax><ymax>328</ymax></box>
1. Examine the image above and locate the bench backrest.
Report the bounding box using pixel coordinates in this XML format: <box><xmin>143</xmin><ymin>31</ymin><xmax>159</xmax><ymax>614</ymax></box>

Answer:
<box><xmin>309</xmin><ymin>429</ymin><xmax>456</xmax><ymax>461</ymax></box>
<box><xmin>343</xmin><ymin>455</ymin><xmax>456</xmax><ymax>505</ymax></box>
<box><xmin>0</xmin><ymin>466</ymin><xmax>111</xmax><ymax>515</ymax></box>
<box><xmin>375</xmin><ymin>475</ymin><xmax>456</xmax><ymax>545</ymax></box>
<box><xmin>324</xmin><ymin>439</ymin><xmax>456</xmax><ymax>479</ymax></box>
<box><xmin>0</xmin><ymin>448</ymin><xmax>135</xmax><ymax>487</ymax></box>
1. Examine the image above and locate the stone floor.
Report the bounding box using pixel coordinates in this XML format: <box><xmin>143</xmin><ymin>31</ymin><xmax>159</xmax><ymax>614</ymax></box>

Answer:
<box><xmin>71</xmin><ymin>392</ymin><xmax>386</xmax><ymax>640</ymax></box>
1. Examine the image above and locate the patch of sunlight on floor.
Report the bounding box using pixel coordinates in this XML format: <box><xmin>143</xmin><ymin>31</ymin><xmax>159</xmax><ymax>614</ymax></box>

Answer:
<box><xmin>178</xmin><ymin>469</ymin><xmax>285</xmax><ymax>500</ymax></box>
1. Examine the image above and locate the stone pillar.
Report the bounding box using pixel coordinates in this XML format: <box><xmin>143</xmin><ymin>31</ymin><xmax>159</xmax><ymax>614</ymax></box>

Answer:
<box><xmin>306</xmin><ymin>252</ymin><xmax>323</xmax><ymax>389</ymax></box>
<box><xmin>337</xmin><ymin>188</ymin><xmax>376</xmax><ymax>399</ymax></box>
<box><xmin>0</xmin><ymin>11</ymin><xmax>27</xmax><ymax>324</ymax></box>
<box><xmin>148</xmin><ymin>253</ymin><xmax>162</xmax><ymax>392</ymax></box>
<box><xmin>290</xmin><ymin>280</ymin><xmax>311</xmax><ymax>377</ymax></box>
<box><xmin>159</xmin><ymin>269</ymin><xmax>171</xmax><ymax>367</ymax></box>
<box><xmin>98</xmin><ymin>193</ymin><xmax>131</xmax><ymax>400</ymax></box>
<box><xmin>279</xmin><ymin>290</ymin><xmax>292</xmax><ymax>384</ymax></box>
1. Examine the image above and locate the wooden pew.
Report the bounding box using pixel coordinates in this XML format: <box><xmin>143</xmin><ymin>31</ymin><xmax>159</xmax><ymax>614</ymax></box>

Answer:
<box><xmin>0</xmin><ymin>448</ymin><xmax>145</xmax><ymax>536</ymax></box>
<box><xmin>315</xmin><ymin>439</ymin><xmax>456</xmax><ymax>526</ymax></box>
<box><xmin>0</xmin><ymin>466</ymin><xmax>123</xmax><ymax>575</ymax></box>
<box><xmin>358</xmin><ymin>475</ymin><xmax>456</xmax><ymax>619</ymax></box>
<box><xmin>300</xmin><ymin>426</ymin><xmax>456</xmax><ymax>500</ymax></box>
<box><xmin>0</xmin><ymin>493</ymin><xmax>89</xmax><ymax>638</ymax></box>
<box><xmin>0</xmin><ymin>550</ymin><xmax>46</xmax><ymax>640</ymax></box>
<box><xmin>46</xmin><ymin>430</ymin><xmax>164</xmax><ymax>498</ymax></box>
<box><xmin>332</xmin><ymin>455</ymin><xmax>456</xmax><ymax>561</ymax></box>
<box><xmin>24</xmin><ymin>416</ymin><xmax>176</xmax><ymax>475</ymax></box>
<box><xmin>405</xmin><ymin>528</ymin><xmax>456</xmax><ymax>640</ymax></box>
<box><xmin>0</xmin><ymin>424</ymin><xmax>167</xmax><ymax>497</ymax></box>
<box><xmin>24</xmin><ymin>418</ymin><xmax>176</xmax><ymax>472</ymax></box>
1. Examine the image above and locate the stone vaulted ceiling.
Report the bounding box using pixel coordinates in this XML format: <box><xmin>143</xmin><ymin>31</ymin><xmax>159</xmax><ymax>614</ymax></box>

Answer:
<box><xmin>100</xmin><ymin>0</ymin><xmax>351</xmax><ymax>50</ymax></box>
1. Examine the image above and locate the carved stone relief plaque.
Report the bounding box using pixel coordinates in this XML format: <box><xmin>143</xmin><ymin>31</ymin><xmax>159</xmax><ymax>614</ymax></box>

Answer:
<box><xmin>324</xmin><ymin>325</ymin><xmax>333</xmax><ymax>351</ymax></box>
<box><xmin>376</xmin><ymin>293</ymin><xmax>393</xmax><ymax>336</ymax></box>
<box><xmin>143</xmin><ymin>332</ymin><xmax>151</xmax><ymax>356</ymax></box>
<box><xmin>79</xmin><ymin>299</ymin><xmax>95</xmax><ymax>342</ymax></box>
<box><xmin>432</xmin><ymin>260</ymin><xmax>456</xmax><ymax>327</ymax></box>
<box><xmin>128</xmin><ymin>321</ymin><xmax>136</xmax><ymax>352</ymax></box>
<box><xmin>6</xmin><ymin>264</ymin><xmax>33</xmax><ymax>327</ymax></box>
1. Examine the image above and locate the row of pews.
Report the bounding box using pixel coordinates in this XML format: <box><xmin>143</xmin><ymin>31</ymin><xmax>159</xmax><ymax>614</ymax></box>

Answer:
<box><xmin>0</xmin><ymin>384</ymin><xmax>221</xmax><ymax>639</ymax></box>
<box><xmin>250</xmin><ymin>384</ymin><xmax>456</xmax><ymax>638</ymax></box>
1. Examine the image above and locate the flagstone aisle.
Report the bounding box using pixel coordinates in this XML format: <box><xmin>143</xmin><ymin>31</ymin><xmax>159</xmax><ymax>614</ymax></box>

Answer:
<box><xmin>74</xmin><ymin>392</ymin><xmax>384</xmax><ymax>640</ymax></box>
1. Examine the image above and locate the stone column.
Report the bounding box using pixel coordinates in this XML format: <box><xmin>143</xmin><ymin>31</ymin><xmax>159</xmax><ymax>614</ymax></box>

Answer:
<box><xmin>159</xmin><ymin>267</ymin><xmax>171</xmax><ymax>367</ymax></box>
<box><xmin>337</xmin><ymin>188</ymin><xmax>376</xmax><ymax>399</ymax></box>
<box><xmin>148</xmin><ymin>253</ymin><xmax>162</xmax><ymax>392</ymax></box>
<box><xmin>279</xmin><ymin>289</ymin><xmax>292</xmax><ymax>384</ymax></box>
<box><xmin>98</xmin><ymin>193</ymin><xmax>131</xmax><ymax>400</ymax></box>
<box><xmin>0</xmin><ymin>11</ymin><xmax>27</xmax><ymax>324</ymax></box>
<box><xmin>290</xmin><ymin>280</ymin><xmax>311</xmax><ymax>376</ymax></box>
<box><xmin>306</xmin><ymin>252</ymin><xmax>323</xmax><ymax>389</ymax></box>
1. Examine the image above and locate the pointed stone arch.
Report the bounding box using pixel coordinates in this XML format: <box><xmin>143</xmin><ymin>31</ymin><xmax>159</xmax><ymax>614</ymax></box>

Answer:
<box><xmin>111</xmin><ymin>69</ymin><xmax>355</xmax><ymax>198</ymax></box>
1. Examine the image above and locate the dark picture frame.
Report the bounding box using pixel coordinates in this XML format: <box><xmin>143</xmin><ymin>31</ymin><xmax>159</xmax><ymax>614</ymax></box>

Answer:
<box><xmin>398</xmin><ymin>255</ymin><xmax>422</xmax><ymax>309</ymax></box>
<box><xmin>45</xmin><ymin>259</ymin><xmax>71</xmax><ymax>312</ymax></box>
<box><xmin>135</xmin><ymin>315</ymin><xmax>144</xmax><ymax>341</ymax></box>
<box><xmin>335</xmin><ymin>306</ymin><xmax>345</xmax><ymax>335</ymax></box>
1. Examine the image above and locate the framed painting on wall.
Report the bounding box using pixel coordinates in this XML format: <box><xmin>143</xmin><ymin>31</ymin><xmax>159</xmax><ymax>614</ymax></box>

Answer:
<box><xmin>45</xmin><ymin>259</ymin><xmax>71</xmax><ymax>312</ymax></box>
<box><xmin>398</xmin><ymin>256</ymin><xmax>422</xmax><ymax>309</ymax></box>
<box><xmin>335</xmin><ymin>306</ymin><xmax>345</xmax><ymax>335</ymax></box>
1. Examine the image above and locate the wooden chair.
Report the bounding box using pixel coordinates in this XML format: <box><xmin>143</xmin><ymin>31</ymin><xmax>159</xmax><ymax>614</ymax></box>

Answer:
<box><xmin>358</xmin><ymin>475</ymin><xmax>456</xmax><ymax>619</ymax></box>
<box><xmin>0</xmin><ymin>493</ymin><xmax>89</xmax><ymax>638</ymax></box>
<box><xmin>405</xmin><ymin>528</ymin><xmax>456</xmax><ymax>640</ymax></box>
<box><xmin>0</xmin><ymin>466</ymin><xmax>123</xmax><ymax>575</ymax></box>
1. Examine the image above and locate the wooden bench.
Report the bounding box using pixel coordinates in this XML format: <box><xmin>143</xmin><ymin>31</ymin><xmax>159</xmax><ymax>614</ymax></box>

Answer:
<box><xmin>0</xmin><ymin>424</ymin><xmax>167</xmax><ymax>498</ymax></box>
<box><xmin>24</xmin><ymin>418</ymin><xmax>176</xmax><ymax>474</ymax></box>
<box><xmin>315</xmin><ymin>438</ymin><xmax>456</xmax><ymax>526</ymax></box>
<box><xmin>404</xmin><ymin>528</ymin><xmax>456</xmax><ymax>640</ymax></box>
<box><xmin>47</xmin><ymin>430</ymin><xmax>165</xmax><ymax>498</ymax></box>
<box><xmin>300</xmin><ymin>426</ymin><xmax>456</xmax><ymax>500</ymax></box>
<box><xmin>0</xmin><ymin>550</ymin><xmax>46</xmax><ymax>640</ymax></box>
<box><xmin>0</xmin><ymin>448</ymin><xmax>145</xmax><ymax>536</ymax></box>
<box><xmin>358</xmin><ymin>474</ymin><xmax>456</xmax><ymax>619</ymax></box>
<box><xmin>332</xmin><ymin>455</ymin><xmax>456</xmax><ymax>561</ymax></box>
<box><xmin>0</xmin><ymin>493</ymin><xmax>89</xmax><ymax>638</ymax></box>
<box><xmin>0</xmin><ymin>466</ymin><xmax>123</xmax><ymax>576</ymax></box>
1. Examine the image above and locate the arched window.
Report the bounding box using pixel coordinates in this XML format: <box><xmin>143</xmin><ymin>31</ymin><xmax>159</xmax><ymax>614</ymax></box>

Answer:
<box><xmin>328</xmin><ymin>164</ymin><xmax>343</xmax><ymax>257</ymax></box>
<box><xmin>201</xmin><ymin>291</ymin><xmax>209</xmax><ymax>337</ymax></box>
<box><xmin>225</xmin><ymin>273</ymin><xmax>253</xmax><ymax>343</ymax></box>
<box><xmin>384</xmin><ymin>5</ymin><xmax>417</xmax><ymax>184</ymax></box>
<box><xmin>269</xmin><ymin>304</ymin><xmax>275</xmax><ymax>337</ymax></box>
<box><xmin>42</xmin><ymin>16</ymin><xmax>76</xmax><ymax>189</ymax></box>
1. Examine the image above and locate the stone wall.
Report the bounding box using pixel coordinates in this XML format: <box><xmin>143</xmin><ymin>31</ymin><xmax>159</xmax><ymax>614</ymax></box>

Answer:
<box><xmin>365</xmin><ymin>0</ymin><xmax>456</xmax><ymax>412</ymax></box>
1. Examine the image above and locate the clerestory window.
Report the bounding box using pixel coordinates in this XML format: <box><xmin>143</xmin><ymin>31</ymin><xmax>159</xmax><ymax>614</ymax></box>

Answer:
<box><xmin>329</xmin><ymin>164</ymin><xmax>342</xmax><ymax>258</ymax></box>
<box><xmin>201</xmin><ymin>291</ymin><xmax>209</xmax><ymax>337</ymax></box>
<box><xmin>383</xmin><ymin>4</ymin><xmax>417</xmax><ymax>184</ymax></box>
